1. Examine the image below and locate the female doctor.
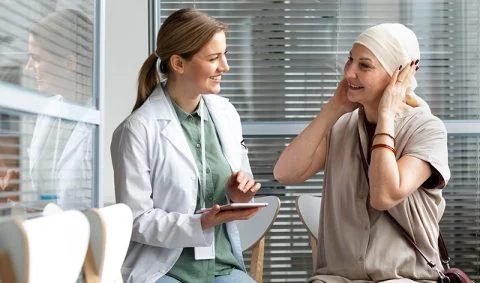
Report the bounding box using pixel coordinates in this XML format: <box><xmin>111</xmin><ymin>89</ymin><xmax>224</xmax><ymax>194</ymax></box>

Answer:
<box><xmin>111</xmin><ymin>8</ymin><xmax>260</xmax><ymax>283</ymax></box>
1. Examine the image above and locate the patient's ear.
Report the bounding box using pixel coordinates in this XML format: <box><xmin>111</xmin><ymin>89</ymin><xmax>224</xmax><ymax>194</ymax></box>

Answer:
<box><xmin>406</xmin><ymin>92</ymin><xmax>431</xmax><ymax>113</ymax></box>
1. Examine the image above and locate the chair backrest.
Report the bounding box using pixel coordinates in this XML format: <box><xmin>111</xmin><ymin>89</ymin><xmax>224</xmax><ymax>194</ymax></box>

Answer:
<box><xmin>83</xmin><ymin>203</ymin><xmax>133</xmax><ymax>283</ymax></box>
<box><xmin>295</xmin><ymin>194</ymin><xmax>321</xmax><ymax>272</ymax></box>
<box><xmin>42</xmin><ymin>202</ymin><xmax>63</xmax><ymax>216</ymax></box>
<box><xmin>235</xmin><ymin>196</ymin><xmax>281</xmax><ymax>283</ymax></box>
<box><xmin>0</xmin><ymin>210</ymin><xmax>91</xmax><ymax>283</ymax></box>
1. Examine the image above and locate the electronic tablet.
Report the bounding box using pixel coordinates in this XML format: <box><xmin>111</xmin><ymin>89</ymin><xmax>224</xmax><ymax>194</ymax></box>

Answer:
<box><xmin>195</xmin><ymin>202</ymin><xmax>268</xmax><ymax>214</ymax></box>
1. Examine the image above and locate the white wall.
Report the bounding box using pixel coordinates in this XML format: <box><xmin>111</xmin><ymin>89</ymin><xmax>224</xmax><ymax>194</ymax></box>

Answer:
<box><xmin>102</xmin><ymin>1</ymin><xmax>149</xmax><ymax>204</ymax></box>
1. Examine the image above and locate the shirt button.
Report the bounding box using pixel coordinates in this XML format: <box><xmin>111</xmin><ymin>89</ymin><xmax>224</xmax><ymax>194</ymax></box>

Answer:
<box><xmin>206</xmin><ymin>168</ymin><xmax>211</xmax><ymax>174</ymax></box>
<box><xmin>359</xmin><ymin>256</ymin><xmax>364</xmax><ymax>262</ymax></box>
<box><xmin>195</xmin><ymin>143</ymin><xmax>201</xmax><ymax>148</ymax></box>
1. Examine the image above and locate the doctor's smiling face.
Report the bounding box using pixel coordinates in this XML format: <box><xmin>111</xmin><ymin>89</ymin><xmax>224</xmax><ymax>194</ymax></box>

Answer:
<box><xmin>179</xmin><ymin>31</ymin><xmax>230</xmax><ymax>95</ymax></box>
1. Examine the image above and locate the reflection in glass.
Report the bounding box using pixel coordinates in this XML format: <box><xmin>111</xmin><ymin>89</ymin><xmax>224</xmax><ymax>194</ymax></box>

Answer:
<box><xmin>0</xmin><ymin>5</ymin><xmax>94</xmax><ymax>108</ymax></box>
<box><xmin>0</xmin><ymin>113</ymin><xmax>20</xmax><ymax>204</ymax></box>
<box><xmin>25</xmin><ymin>9</ymin><xmax>94</xmax><ymax>107</ymax></box>
<box><xmin>0</xmin><ymin>5</ymin><xmax>96</xmax><ymax>215</ymax></box>
<box><xmin>0</xmin><ymin>107</ymin><xmax>95</xmax><ymax>211</ymax></box>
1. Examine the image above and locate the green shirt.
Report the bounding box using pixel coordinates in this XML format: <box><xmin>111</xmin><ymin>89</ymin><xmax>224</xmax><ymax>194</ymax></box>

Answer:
<box><xmin>166</xmin><ymin>98</ymin><xmax>243</xmax><ymax>283</ymax></box>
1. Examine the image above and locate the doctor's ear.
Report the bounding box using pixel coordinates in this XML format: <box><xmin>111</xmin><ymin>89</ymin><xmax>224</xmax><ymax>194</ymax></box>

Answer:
<box><xmin>169</xmin><ymin>55</ymin><xmax>185</xmax><ymax>74</ymax></box>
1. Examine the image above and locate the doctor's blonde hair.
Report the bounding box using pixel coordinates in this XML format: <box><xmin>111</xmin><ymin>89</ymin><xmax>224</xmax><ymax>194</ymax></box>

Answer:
<box><xmin>133</xmin><ymin>8</ymin><xmax>227</xmax><ymax>112</ymax></box>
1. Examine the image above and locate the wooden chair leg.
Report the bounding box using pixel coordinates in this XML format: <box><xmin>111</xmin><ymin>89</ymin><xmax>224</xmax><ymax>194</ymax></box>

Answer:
<box><xmin>249</xmin><ymin>237</ymin><xmax>265</xmax><ymax>283</ymax></box>
<box><xmin>0</xmin><ymin>252</ymin><xmax>16</xmax><ymax>283</ymax></box>
<box><xmin>83</xmin><ymin>246</ymin><xmax>100</xmax><ymax>283</ymax></box>
<box><xmin>309</xmin><ymin>235</ymin><xmax>317</xmax><ymax>273</ymax></box>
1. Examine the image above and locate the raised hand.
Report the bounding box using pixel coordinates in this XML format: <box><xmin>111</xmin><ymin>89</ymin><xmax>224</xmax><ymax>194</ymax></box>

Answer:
<box><xmin>378</xmin><ymin>60</ymin><xmax>418</xmax><ymax>117</ymax></box>
<box><xmin>329</xmin><ymin>78</ymin><xmax>361</xmax><ymax>114</ymax></box>
<box><xmin>225</xmin><ymin>171</ymin><xmax>261</xmax><ymax>203</ymax></box>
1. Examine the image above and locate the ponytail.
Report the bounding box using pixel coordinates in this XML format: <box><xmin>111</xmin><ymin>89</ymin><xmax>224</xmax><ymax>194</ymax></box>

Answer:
<box><xmin>132</xmin><ymin>53</ymin><xmax>160</xmax><ymax>112</ymax></box>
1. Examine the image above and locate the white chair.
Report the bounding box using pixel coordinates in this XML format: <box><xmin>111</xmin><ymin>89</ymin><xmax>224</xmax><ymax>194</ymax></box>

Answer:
<box><xmin>295</xmin><ymin>195</ymin><xmax>321</xmax><ymax>272</ymax></box>
<box><xmin>83</xmin><ymin>203</ymin><xmax>133</xmax><ymax>283</ymax></box>
<box><xmin>42</xmin><ymin>202</ymin><xmax>63</xmax><ymax>216</ymax></box>
<box><xmin>0</xmin><ymin>210</ymin><xmax>90</xmax><ymax>283</ymax></box>
<box><xmin>235</xmin><ymin>196</ymin><xmax>281</xmax><ymax>283</ymax></box>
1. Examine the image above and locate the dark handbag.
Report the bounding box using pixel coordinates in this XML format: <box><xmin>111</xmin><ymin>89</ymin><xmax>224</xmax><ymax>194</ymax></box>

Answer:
<box><xmin>384</xmin><ymin>212</ymin><xmax>474</xmax><ymax>283</ymax></box>
<box><xmin>357</xmin><ymin>133</ymin><xmax>474</xmax><ymax>283</ymax></box>
<box><xmin>441</xmin><ymin>268</ymin><xmax>472</xmax><ymax>283</ymax></box>
<box><xmin>436</xmin><ymin>234</ymin><xmax>473</xmax><ymax>283</ymax></box>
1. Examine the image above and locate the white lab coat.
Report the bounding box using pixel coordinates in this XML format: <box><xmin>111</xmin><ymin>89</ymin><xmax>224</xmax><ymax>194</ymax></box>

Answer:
<box><xmin>111</xmin><ymin>86</ymin><xmax>251</xmax><ymax>283</ymax></box>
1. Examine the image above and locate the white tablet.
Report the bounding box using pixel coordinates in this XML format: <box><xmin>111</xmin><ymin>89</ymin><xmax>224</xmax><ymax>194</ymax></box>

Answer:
<box><xmin>195</xmin><ymin>202</ymin><xmax>268</xmax><ymax>214</ymax></box>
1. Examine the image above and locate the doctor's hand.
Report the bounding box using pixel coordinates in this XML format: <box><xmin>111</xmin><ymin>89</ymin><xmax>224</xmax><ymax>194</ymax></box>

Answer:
<box><xmin>226</xmin><ymin>171</ymin><xmax>261</xmax><ymax>203</ymax></box>
<box><xmin>200</xmin><ymin>205</ymin><xmax>260</xmax><ymax>230</ymax></box>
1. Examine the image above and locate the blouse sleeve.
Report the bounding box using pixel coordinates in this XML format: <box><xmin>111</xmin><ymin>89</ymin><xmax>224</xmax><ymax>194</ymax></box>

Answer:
<box><xmin>402</xmin><ymin>115</ymin><xmax>450</xmax><ymax>189</ymax></box>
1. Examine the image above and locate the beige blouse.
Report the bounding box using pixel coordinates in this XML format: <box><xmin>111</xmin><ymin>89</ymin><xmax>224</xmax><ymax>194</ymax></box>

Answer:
<box><xmin>308</xmin><ymin>106</ymin><xmax>450</xmax><ymax>283</ymax></box>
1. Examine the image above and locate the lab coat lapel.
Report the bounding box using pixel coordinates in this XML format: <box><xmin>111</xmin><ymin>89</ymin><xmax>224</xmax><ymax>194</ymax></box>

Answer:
<box><xmin>151</xmin><ymin>88</ymin><xmax>199</xmax><ymax>174</ymax></box>
<box><xmin>204</xmin><ymin>95</ymin><xmax>241</xmax><ymax>171</ymax></box>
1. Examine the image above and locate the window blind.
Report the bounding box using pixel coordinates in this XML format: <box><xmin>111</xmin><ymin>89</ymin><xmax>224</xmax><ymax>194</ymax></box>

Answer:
<box><xmin>156</xmin><ymin>1</ymin><xmax>480</xmax><ymax>281</ymax></box>
<box><xmin>159</xmin><ymin>0</ymin><xmax>480</xmax><ymax>121</ymax></box>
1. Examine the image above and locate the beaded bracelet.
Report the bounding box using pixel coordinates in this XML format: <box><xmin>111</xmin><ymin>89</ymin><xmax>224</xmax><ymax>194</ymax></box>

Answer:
<box><xmin>371</xmin><ymin>143</ymin><xmax>396</xmax><ymax>155</ymax></box>
<box><xmin>373</xmin><ymin>133</ymin><xmax>396</xmax><ymax>146</ymax></box>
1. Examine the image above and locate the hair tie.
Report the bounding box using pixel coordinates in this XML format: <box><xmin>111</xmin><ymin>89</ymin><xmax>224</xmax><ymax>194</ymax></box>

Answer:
<box><xmin>159</xmin><ymin>60</ymin><xmax>168</xmax><ymax>73</ymax></box>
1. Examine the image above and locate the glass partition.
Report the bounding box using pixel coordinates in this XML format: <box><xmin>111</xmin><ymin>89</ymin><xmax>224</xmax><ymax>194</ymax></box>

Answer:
<box><xmin>0</xmin><ymin>0</ymin><xmax>99</xmax><ymax>215</ymax></box>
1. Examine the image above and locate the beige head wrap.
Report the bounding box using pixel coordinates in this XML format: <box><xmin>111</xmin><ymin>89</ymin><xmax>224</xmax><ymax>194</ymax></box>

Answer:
<box><xmin>354</xmin><ymin>23</ymin><xmax>429</xmax><ymax>110</ymax></box>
